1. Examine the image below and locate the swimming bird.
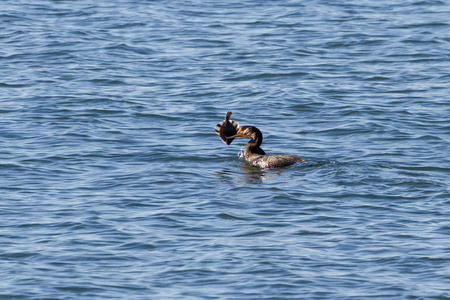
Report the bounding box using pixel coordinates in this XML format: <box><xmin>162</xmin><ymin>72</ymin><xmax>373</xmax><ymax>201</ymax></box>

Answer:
<box><xmin>215</xmin><ymin>111</ymin><xmax>239</xmax><ymax>145</ymax></box>
<box><xmin>227</xmin><ymin>126</ymin><xmax>305</xmax><ymax>168</ymax></box>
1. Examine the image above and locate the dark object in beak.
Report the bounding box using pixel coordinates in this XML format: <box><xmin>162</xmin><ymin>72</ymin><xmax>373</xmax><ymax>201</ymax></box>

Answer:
<box><xmin>215</xmin><ymin>111</ymin><xmax>239</xmax><ymax>145</ymax></box>
<box><xmin>226</xmin><ymin>127</ymin><xmax>245</xmax><ymax>139</ymax></box>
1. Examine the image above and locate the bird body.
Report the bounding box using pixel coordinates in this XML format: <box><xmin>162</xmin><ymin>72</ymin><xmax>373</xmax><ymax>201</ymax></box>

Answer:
<box><xmin>229</xmin><ymin>126</ymin><xmax>304</xmax><ymax>168</ymax></box>
<box><xmin>246</xmin><ymin>154</ymin><xmax>304</xmax><ymax>168</ymax></box>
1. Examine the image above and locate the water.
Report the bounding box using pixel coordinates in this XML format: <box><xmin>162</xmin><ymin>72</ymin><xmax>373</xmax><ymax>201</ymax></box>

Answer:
<box><xmin>1</xmin><ymin>0</ymin><xmax>449</xmax><ymax>299</ymax></box>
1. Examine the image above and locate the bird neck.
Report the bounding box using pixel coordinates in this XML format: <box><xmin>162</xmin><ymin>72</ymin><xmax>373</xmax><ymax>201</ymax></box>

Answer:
<box><xmin>245</xmin><ymin>143</ymin><xmax>266</xmax><ymax>157</ymax></box>
<box><xmin>244</xmin><ymin>128</ymin><xmax>266</xmax><ymax>157</ymax></box>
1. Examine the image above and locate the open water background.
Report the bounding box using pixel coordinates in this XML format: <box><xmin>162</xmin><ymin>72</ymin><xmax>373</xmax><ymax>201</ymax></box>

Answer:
<box><xmin>1</xmin><ymin>0</ymin><xmax>450</xmax><ymax>299</ymax></box>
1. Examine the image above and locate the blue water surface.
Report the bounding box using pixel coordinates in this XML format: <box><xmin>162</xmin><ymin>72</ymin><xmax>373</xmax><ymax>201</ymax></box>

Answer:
<box><xmin>1</xmin><ymin>0</ymin><xmax>449</xmax><ymax>299</ymax></box>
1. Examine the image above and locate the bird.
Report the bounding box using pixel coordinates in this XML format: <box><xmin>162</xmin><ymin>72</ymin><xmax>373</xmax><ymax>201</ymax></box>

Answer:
<box><xmin>215</xmin><ymin>111</ymin><xmax>239</xmax><ymax>145</ymax></box>
<box><xmin>227</xmin><ymin>126</ymin><xmax>305</xmax><ymax>168</ymax></box>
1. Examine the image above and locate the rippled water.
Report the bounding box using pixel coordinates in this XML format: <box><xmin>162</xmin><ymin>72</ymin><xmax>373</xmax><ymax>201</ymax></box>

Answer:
<box><xmin>1</xmin><ymin>0</ymin><xmax>449</xmax><ymax>299</ymax></box>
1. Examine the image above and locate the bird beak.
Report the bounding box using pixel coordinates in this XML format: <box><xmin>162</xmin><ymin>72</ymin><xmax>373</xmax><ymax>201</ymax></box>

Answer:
<box><xmin>226</xmin><ymin>127</ymin><xmax>245</xmax><ymax>139</ymax></box>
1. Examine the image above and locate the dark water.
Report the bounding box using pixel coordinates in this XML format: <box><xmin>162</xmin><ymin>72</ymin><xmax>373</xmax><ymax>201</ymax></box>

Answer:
<box><xmin>1</xmin><ymin>0</ymin><xmax>449</xmax><ymax>299</ymax></box>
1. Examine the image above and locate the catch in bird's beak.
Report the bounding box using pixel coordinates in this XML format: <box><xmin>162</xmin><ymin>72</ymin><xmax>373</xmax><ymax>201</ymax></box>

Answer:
<box><xmin>226</xmin><ymin>127</ymin><xmax>245</xmax><ymax>139</ymax></box>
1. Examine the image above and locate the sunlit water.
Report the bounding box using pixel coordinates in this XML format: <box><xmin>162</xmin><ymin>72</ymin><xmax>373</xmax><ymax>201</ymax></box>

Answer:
<box><xmin>1</xmin><ymin>0</ymin><xmax>449</xmax><ymax>299</ymax></box>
